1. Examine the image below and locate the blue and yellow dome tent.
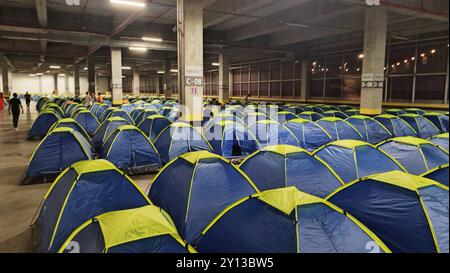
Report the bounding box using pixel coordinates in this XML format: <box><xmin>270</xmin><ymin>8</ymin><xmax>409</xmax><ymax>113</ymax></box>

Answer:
<box><xmin>148</xmin><ymin>151</ymin><xmax>258</xmax><ymax>244</ymax></box>
<box><xmin>102</xmin><ymin>109</ymin><xmax>134</xmax><ymax>125</ymax></box>
<box><xmin>242</xmin><ymin>112</ymin><xmax>270</xmax><ymax>126</ymax></box>
<box><xmin>248</xmin><ymin>120</ymin><xmax>299</xmax><ymax>148</ymax></box>
<box><xmin>316</xmin><ymin>117</ymin><xmax>364</xmax><ymax>141</ymax></box>
<box><xmin>377</xmin><ymin>136</ymin><xmax>449</xmax><ymax>175</ymax></box>
<box><xmin>423</xmin><ymin>112</ymin><xmax>449</xmax><ymax>133</ymax></box>
<box><xmin>44</xmin><ymin>103</ymin><xmax>65</xmax><ymax>118</ymax></box>
<box><xmin>239</xmin><ymin>145</ymin><xmax>343</xmax><ymax>198</ymax></box>
<box><xmin>92</xmin><ymin>117</ymin><xmax>130</xmax><ymax>154</ymax></box>
<box><xmin>303</xmin><ymin>105</ymin><xmax>325</xmax><ymax>113</ymax></box>
<box><xmin>137</xmin><ymin>115</ymin><xmax>172</xmax><ymax>142</ymax></box>
<box><xmin>284</xmin><ymin>119</ymin><xmax>332</xmax><ymax>151</ymax></box>
<box><xmin>322</xmin><ymin>110</ymin><xmax>348</xmax><ymax>119</ymax></box>
<box><xmin>421</xmin><ymin>164</ymin><xmax>449</xmax><ymax>186</ymax></box>
<box><xmin>22</xmin><ymin>127</ymin><xmax>93</xmax><ymax>185</ymax></box>
<box><xmin>282</xmin><ymin>105</ymin><xmax>304</xmax><ymax>115</ymax></box>
<box><xmin>27</xmin><ymin>110</ymin><xmax>60</xmax><ymax>140</ymax></box>
<box><xmin>100</xmin><ymin>125</ymin><xmax>162</xmax><ymax>174</ymax></box>
<box><xmin>429</xmin><ymin>133</ymin><xmax>449</xmax><ymax>152</ymax></box>
<box><xmin>400</xmin><ymin>113</ymin><xmax>440</xmax><ymax>139</ymax></box>
<box><xmin>99</xmin><ymin>107</ymin><xmax>119</xmax><ymax>122</ymax></box>
<box><xmin>154</xmin><ymin>122</ymin><xmax>213</xmax><ymax>163</ymax></box>
<box><xmin>73</xmin><ymin>110</ymin><xmax>100</xmax><ymax>136</ymax></box>
<box><xmin>344</xmin><ymin>108</ymin><xmax>359</xmax><ymax>116</ymax></box>
<box><xmin>92</xmin><ymin>103</ymin><xmax>109</xmax><ymax>120</ymax></box>
<box><xmin>195</xmin><ymin>187</ymin><xmax>390</xmax><ymax>253</ymax></box>
<box><xmin>346</xmin><ymin>115</ymin><xmax>392</xmax><ymax>144</ymax></box>
<box><xmin>204</xmin><ymin>121</ymin><xmax>259</xmax><ymax>158</ymax></box>
<box><xmin>57</xmin><ymin>206</ymin><xmax>196</xmax><ymax>253</ymax></box>
<box><xmin>48</xmin><ymin>118</ymin><xmax>91</xmax><ymax>143</ymax></box>
<box><xmin>327</xmin><ymin>171</ymin><xmax>448</xmax><ymax>253</ymax></box>
<box><xmin>134</xmin><ymin>109</ymin><xmax>159</xmax><ymax>126</ymax></box>
<box><xmin>405</xmin><ymin>108</ymin><xmax>426</xmax><ymax>115</ymax></box>
<box><xmin>203</xmin><ymin>113</ymin><xmax>245</xmax><ymax>132</ymax></box>
<box><xmin>270</xmin><ymin>111</ymin><xmax>298</xmax><ymax>124</ymax></box>
<box><xmin>385</xmin><ymin>108</ymin><xmax>406</xmax><ymax>116</ymax></box>
<box><xmin>374</xmin><ymin>114</ymin><xmax>417</xmax><ymax>137</ymax></box>
<box><xmin>129</xmin><ymin>107</ymin><xmax>145</xmax><ymax>122</ymax></box>
<box><xmin>314</xmin><ymin>140</ymin><xmax>405</xmax><ymax>183</ymax></box>
<box><xmin>298</xmin><ymin>111</ymin><xmax>323</xmax><ymax>121</ymax></box>
<box><xmin>33</xmin><ymin>159</ymin><xmax>152</xmax><ymax>253</ymax></box>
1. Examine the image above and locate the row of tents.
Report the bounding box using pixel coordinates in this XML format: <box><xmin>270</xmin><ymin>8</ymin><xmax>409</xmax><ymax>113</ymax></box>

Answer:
<box><xmin>33</xmin><ymin>150</ymin><xmax>448</xmax><ymax>253</ymax></box>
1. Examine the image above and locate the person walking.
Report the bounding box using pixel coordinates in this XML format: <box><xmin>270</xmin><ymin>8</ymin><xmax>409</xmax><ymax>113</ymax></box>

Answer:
<box><xmin>24</xmin><ymin>92</ymin><xmax>31</xmax><ymax>108</ymax></box>
<box><xmin>84</xmin><ymin>92</ymin><xmax>93</xmax><ymax>108</ymax></box>
<box><xmin>8</xmin><ymin>93</ymin><xmax>24</xmax><ymax>131</ymax></box>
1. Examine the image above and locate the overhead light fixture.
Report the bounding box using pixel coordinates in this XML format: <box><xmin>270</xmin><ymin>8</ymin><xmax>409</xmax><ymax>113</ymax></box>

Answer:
<box><xmin>358</xmin><ymin>53</ymin><xmax>364</xmax><ymax>59</ymax></box>
<box><xmin>420</xmin><ymin>53</ymin><xmax>426</xmax><ymax>58</ymax></box>
<box><xmin>59</xmin><ymin>74</ymin><xmax>66</xmax><ymax>77</ymax></box>
<box><xmin>110</xmin><ymin>0</ymin><xmax>146</xmax><ymax>8</ymax></box>
<box><xmin>122</xmin><ymin>66</ymin><xmax>131</xmax><ymax>70</ymax></box>
<box><xmin>356</xmin><ymin>68</ymin><xmax>360</xmax><ymax>72</ymax></box>
<box><xmin>129</xmin><ymin>46</ymin><xmax>148</xmax><ymax>51</ymax></box>
<box><xmin>285</xmin><ymin>22</ymin><xmax>308</xmax><ymax>28</ymax></box>
<box><xmin>122</xmin><ymin>76</ymin><xmax>126</xmax><ymax>78</ymax></box>
<box><xmin>83</xmin><ymin>67</ymin><xmax>88</xmax><ymax>70</ymax></box>
<box><xmin>211</xmin><ymin>62</ymin><xmax>220</xmax><ymax>66</ymax></box>
<box><xmin>411</xmin><ymin>57</ymin><xmax>415</xmax><ymax>61</ymax></box>
<box><xmin>29</xmin><ymin>74</ymin><xmax>36</xmax><ymax>77</ymax></box>
<box><xmin>392</xmin><ymin>35</ymin><xmax>408</xmax><ymax>41</ymax></box>
<box><xmin>157</xmin><ymin>71</ymin><xmax>165</xmax><ymax>74</ymax></box>
<box><xmin>35</xmin><ymin>73</ymin><xmax>43</xmax><ymax>76</ymax></box>
<box><xmin>170</xmin><ymin>69</ymin><xmax>178</xmax><ymax>73</ymax></box>
<box><xmin>49</xmin><ymin>65</ymin><xmax>61</xmax><ymax>69</ymax></box>
<box><xmin>430</xmin><ymin>49</ymin><xmax>436</xmax><ymax>54</ymax></box>
<box><xmin>142</xmin><ymin>37</ymin><xmax>163</xmax><ymax>42</ymax></box>
<box><xmin>404</xmin><ymin>59</ymin><xmax>408</xmax><ymax>64</ymax></box>
<box><xmin>396</xmin><ymin>62</ymin><xmax>401</xmax><ymax>66</ymax></box>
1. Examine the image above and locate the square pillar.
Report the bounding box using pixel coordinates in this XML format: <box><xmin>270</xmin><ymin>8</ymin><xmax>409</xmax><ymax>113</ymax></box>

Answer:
<box><xmin>53</xmin><ymin>74</ymin><xmax>58</xmax><ymax>95</ymax></box>
<box><xmin>1</xmin><ymin>60</ymin><xmax>10</xmax><ymax>98</ymax></box>
<box><xmin>87</xmin><ymin>56</ymin><xmax>96</xmax><ymax>97</ymax></box>
<box><xmin>218</xmin><ymin>53</ymin><xmax>230</xmax><ymax>104</ymax></box>
<box><xmin>110</xmin><ymin>48</ymin><xmax>123</xmax><ymax>106</ymax></box>
<box><xmin>164</xmin><ymin>60</ymin><xmax>172</xmax><ymax>98</ymax></box>
<box><xmin>132</xmin><ymin>69</ymin><xmax>140</xmax><ymax>97</ymax></box>
<box><xmin>74</xmin><ymin>65</ymin><xmax>80</xmax><ymax>96</ymax></box>
<box><xmin>155</xmin><ymin>76</ymin><xmax>160</xmax><ymax>96</ymax></box>
<box><xmin>177</xmin><ymin>0</ymin><xmax>204</xmax><ymax>122</ymax></box>
<box><xmin>360</xmin><ymin>7</ymin><xmax>388</xmax><ymax>116</ymax></box>
<box><xmin>300</xmin><ymin>60</ymin><xmax>309</xmax><ymax>99</ymax></box>
<box><xmin>65</xmin><ymin>74</ymin><xmax>70</xmax><ymax>95</ymax></box>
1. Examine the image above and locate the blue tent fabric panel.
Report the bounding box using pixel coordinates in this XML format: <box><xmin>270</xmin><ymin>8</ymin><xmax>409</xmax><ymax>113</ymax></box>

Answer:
<box><xmin>92</xmin><ymin>119</ymin><xmax>129</xmax><ymax>153</ymax></box>
<box><xmin>75</xmin><ymin>113</ymin><xmax>99</xmax><ymax>135</ymax></box>
<box><xmin>429</xmin><ymin>137</ymin><xmax>449</xmax><ymax>152</ymax></box>
<box><xmin>401</xmin><ymin>116</ymin><xmax>440</xmax><ymax>139</ymax></box>
<box><xmin>423</xmin><ymin>167</ymin><xmax>449</xmax><ymax>186</ymax></box>
<box><xmin>61</xmin><ymin>221</ymin><xmax>104</xmax><ymax>253</ymax></box>
<box><xmin>420</xmin><ymin>145</ymin><xmax>449</xmax><ymax>171</ymax></box>
<box><xmin>38</xmin><ymin>168</ymin><xmax>79</xmax><ymax>252</ymax></box>
<box><xmin>328</xmin><ymin>180</ymin><xmax>437</xmax><ymax>253</ymax></box>
<box><xmin>297</xmin><ymin>204</ymin><xmax>384</xmax><ymax>253</ymax></box>
<box><xmin>185</xmin><ymin>159</ymin><xmax>257</xmax><ymax>243</ymax></box>
<box><xmin>425</xmin><ymin>115</ymin><xmax>449</xmax><ymax>133</ymax></box>
<box><xmin>284</xmin><ymin>122</ymin><xmax>332</xmax><ymax>151</ymax></box>
<box><xmin>110</xmin><ymin>111</ymin><xmax>134</xmax><ymax>125</ymax></box>
<box><xmin>378</xmin><ymin>142</ymin><xmax>427</xmax><ymax>175</ymax></box>
<box><xmin>48</xmin><ymin>170</ymin><xmax>150</xmax><ymax>252</ymax></box>
<box><xmin>315</xmin><ymin>146</ymin><xmax>356</xmax><ymax>183</ymax></box>
<box><xmin>374</xmin><ymin>117</ymin><xmax>417</xmax><ymax>137</ymax></box>
<box><xmin>347</xmin><ymin>118</ymin><xmax>391</xmax><ymax>144</ymax></box>
<box><xmin>240</xmin><ymin>152</ymin><xmax>287</xmax><ymax>190</ymax></box>
<box><xmin>107</xmin><ymin>235</ymin><xmax>189</xmax><ymax>253</ymax></box>
<box><xmin>195</xmin><ymin>198</ymin><xmax>296</xmax><ymax>253</ymax></box>
<box><xmin>149</xmin><ymin>160</ymin><xmax>195</xmax><ymax>239</ymax></box>
<box><xmin>355</xmin><ymin>146</ymin><xmax>403</xmax><ymax>178</ymax></box>
<box><xmin>418</xmin><ymin>186</ymin><xmax>449</xmax><ymax>253</ymax></box>
<box><xmin>248</xmin><ymin>123</ymin><xmax>299</xmax><ymax>147</ymax></box>
<box><xmin>316</xmin><ymin>120</ymin><xmax>363</xmax><ymax>141</ymax></box>
<box><xmin>28</xmin><ymin>113</ymin><xmax>59</xmax><ymax>139</ymax></box>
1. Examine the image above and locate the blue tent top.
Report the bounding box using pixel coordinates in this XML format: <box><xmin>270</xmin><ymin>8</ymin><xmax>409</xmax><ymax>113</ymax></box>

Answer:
<box><xmin>385</xmin><ymin>108</ymin><xmax>406</xmax><ymax>116</ymax></box>
<box><xmin>314</xmin><ymin>140</ymin><xmax>405</xmax><ymax>183</ymax></box>
<box><xmin>374</xmin><ymin>114</ymin><xmax>417</xmax><ymax>137</ymax></box>
<box><xmin>148</xmin><ymin>151</ymin><xmax>258</xmax><ymax>243</ymax></box>
<box><xmin>240</xmin><ymin>145</ymin><xmax>343</xmax><ymax>197</ymax></box>
<box><xmin>428</xmin><ymin>133</ymin><xmax>449</xmax><ymax>152</ymax></box>
<box><xmin>298</xmin><ymin>111</ymin><xmax>323</xmax><ymax>121</ymax></box>
<box><xmin>134</xmin><ymin>109</ymin><xmax>159</xmax><ymax>126</ymax></box>
<box><xmin>203</xmin><ymin>113</ymin><xmax>245</xmax><ymax>132</ymax></box>
<box><xmin>49</xmin><ymin>118</ymin><xmax>91</xmax><ymax>143</ymax></box>
<box><xmin>108</xmin><ymin>109</ymin><xmax>135</xmax><ymax>125</ymax></box>
<box><xmin>120</xmin><ymin>104</ymin><xmax>134</xmax><ymax>114</ymax></box>
<box><xmin>322</xmin><ymin>110</ymin><xmax>348</xmax><ymax>119</ymax></box>
<box><xmin>92</xmin><ymin>117</ymin><xmax>130</xmax><ymax>154</ymax></box>
<box><xmin>137</xmin><ymin>115</ymin><xmax>172</xmax><ymax>142</ymax></box>
<box><xmin>92</xmin><ymin>104</ymin><xmax>109</xmax><ymax>120</ymax></box>
<box><xmin>154</xmin><ymin>122</ymin><xmax>213</xmax><ymax>163</ymax></box>
<box><xmin>99</xmin><ymin>107</ymin><xmax>119</xmax><ymax>122</ymax></box>
<box><xmin>195</xmin><ymin>187</ymin><xmax>390</xmax><ymax>253</ymax></box>
<box><xmin>284</xmin><ymin>118</ymin><xmax>332</xmax><ymax>151</ymax></box>
<box><xmin>400</xmin><ymin>114</ymin><xmax>440</xmax><ymax>139</ymax></box>
<box><xmin>303</xmin><ymin>105</ymin><xmax>325</xmax><ymax>113</ymax></box>
<box><xmin>242</xmin><ymin>112</ymin><xmax>270</xmax><ymax>126</ymax></box>
<box><xmin>101</xmin><ymin>125</ymin><xmax>162</xmax><ymax>174</ymax></box>
<box><xmin>248</xmin><ymin>120</ymin><xmax>299</xmax><ymax>148</ymax></box>
<box><xmin>23</xmin><ymin>127</ymin><xmax>93</xmax><ymax>185</ymax></box>
<box><xmin>423</xmin><ymin>112</ymin><xmax>449</xmax><ymax>133</ymax></box>
<box><xmin>422</xmin><ymin>164</ymin><xmax>449</xmax><ymax>186</ymax></box>
<box><xmin>327</xmin><ymin>171</ymin><xmax>448</xmax><ymax>253</ymax></box>
<box><xmin>73</xmin><ymin>110</ymin><xmax>100</xmax><ymax>136</ymax></box>
<box><xmin>159</xmin><ymin>106</ymin><xmax>173</xmax><ymax>117</ymax></box>
<box><xmin>282</xmin><ymin>105</ymin><xmax>304</xmax><ymax>115</ymax></box>
<box><xmin>27</xmin><ymin>110</ymin><xmax>60</xmax><ymax>140</ymax></box>
<box><xmin>35</xmin><ymin>159</ymin><xmax>151</xmax><ymax>252</ymax></box>
<box><xmin>377</xmin><ymin>136</ymin><xmax>449</xmax><ymax>175</ymax></box>
<box><xmin>405</xmin><ymin>108</ymin><xmax>426</xmax><ymax>115</ymax></box>
<box><xmin>344</xmin><ymin>109</ymin><xmax>359</xmax><ymax>116</ymax></box>
<box><xmin>316</xmin><ymin>117</ymin><xmax>364</xmax><ymax>141</ymax></box>
<box><xmin>130</xmin><ymin>108</ymin><xmax>145</xmax><ymax>122</ymax></box>
<box><xmin>203</xmin><ymin>120</ymin><xmax>259</xmax><ymax>158</ymax></box>
<box><xmin>346</xmin><ymin>115</ymin><xmax>392</xmax><ymax>144</ymax></box>
<box><xmin>270</xmin><ymin>111</ymin><xmax>299</xmax><ymax>124</ymax></box>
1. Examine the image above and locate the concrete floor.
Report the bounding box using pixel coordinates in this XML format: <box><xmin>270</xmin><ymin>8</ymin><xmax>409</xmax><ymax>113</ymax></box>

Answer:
<box><xmin>0</xmin><ymin>101</ymin><xmax>153</xmax><ymax>253</ymax></box>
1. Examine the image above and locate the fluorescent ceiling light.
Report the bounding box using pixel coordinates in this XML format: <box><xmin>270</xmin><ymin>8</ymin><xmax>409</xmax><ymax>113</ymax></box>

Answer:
<box><xmin>285</xmin><ymin>22</ymin><xmax>308</xmax><ymax>28</ymax></box>
<box><xmin>29</xmin><ymin>74</ymin><xmax>36</xmax><ymax>77</ymax></box>
<box><xmin>59</xmin><ymin>74</ymin><xmax>66</xmax><ymax>77</ymax></box>
<box><xmin>110</xmin><ymin>0</ymin><xmax>146</xmax><ymax>8</ymax></box>
<box><xmin>83</xmin><ymin>67</ymin><xmax>88</xmax><ymax>70</ymax></box>
<box><xmin>170</xmin><ymin>69</ymin><xmax>178</xmax><ymax>73</ymax></box>
<box><xmin>122</xmin><ymin>66</ymin><xmax>131</xmax><ymax>70</ymax></box>
<box><xmin>358</xmin><ymin>54</ymin><xmax>364</xmax><ymax>59</ymax></box>
<box><xmin>35</xmin><ymin>73</ymin><xmax>43</xmax><ymax>76</ymax></box>
<box><xmin>49</xmin><ymin>65</ymin><xmax>61</xmax><ymax>69</ymax></box>
<box><xmin>157</xmin><ymin>71</ymin><xmax>165</xmax><ymax>74</ymax></box>
<box><xmin>392</xmin><ymin>35</ymin><xmax>408</xmax><ymax>41</ymax></box>
<box><xmin>129</xmin><ymin>46</ymin><xmax>148</xmax><ymax>51</ymax></box>
<box><xmin>211</xmin><ymin>62</ymin><xmax>220</xmax><ymax>66</ymax></box>
<box><xmin>122</xmin><ymin>76</ymin><xmax>126</xmax><ymax>78</ymax></box>
<box><xmin>142</xmin><ymin>37</ymin><xmax>163</xmax><ymax>42</ymax></box>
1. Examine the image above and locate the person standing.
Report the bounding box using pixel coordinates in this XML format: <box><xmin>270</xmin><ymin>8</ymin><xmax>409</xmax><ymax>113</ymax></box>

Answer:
<box><xmin>84</xmin><ymin>92</ymin><xmax>93</xmax><ymax>108</ymax></box>
<box><xmin>8</xmin><ymin>93</ymin><xmax>24</xmax><ymax>131</ymax></box>
<box><xmin>24</xmin><ymin>92</ymin><xmax>31</xmax><ymax>108</ymax></box>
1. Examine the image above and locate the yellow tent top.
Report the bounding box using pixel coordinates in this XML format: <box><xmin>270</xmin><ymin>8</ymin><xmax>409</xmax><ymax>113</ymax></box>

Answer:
<box><xmin>361</xmin><ymin>170</ymin><xmax>447</xmax><ymax>191</ymax></box>
<box><xmin>180</xmin><ymin>150</ymin><xmax>222</xmax><ymax>164</ymax></box>
<box><xmin>286</xmin><ymin>118</ymin><xmax>312</xmax><ymax>124</ymax></box>
<box><xmin>170</xmin><ymin>122</ymin><xmax>192</xmax><ymax>128</ymax></box>
<box><xmin>318</xmin><ymin>116</ymin><xmax>343</xmax><ymax>122</ymax></box>
<box><xmin>386</xmin><ymin>136</ymin><xmax>430</xmax><ymax>146</ymax></box>
<box><xmin>327</xmin><ymin>139</ymin><xmax>369</xmax><ymax>149</ymax></box>
<box><xmin>376</xmin><ymin>114</ymin><xmax>397</xmax><ymax>119</ymax></box>
<box><xmin>51</xmin><ymin>127</ymin><xmax>74</xmax><ymax>133</ymax></box>
<box><xmin>146</xmin><ymin>114</ymin><xmax>167</xmax><ymax>120</ymax></box>
<box><xmin>432</xmin><ymin>133</ymin><xmax>449</xmax><ymax>139</ymax></box>
<box><xmin>256</xmin><ymin>119</ymin><xmax>278</xmax><ymax>125</ymax></box>
<box><xmin>262</xmin><ymin>144</ymin><xmax>308</xmax><ymax>155</ymax></box>
<box><xmin>72</xmin><ymin>159</ymin><xmax>117</xmax><ymax>174</ymax></box>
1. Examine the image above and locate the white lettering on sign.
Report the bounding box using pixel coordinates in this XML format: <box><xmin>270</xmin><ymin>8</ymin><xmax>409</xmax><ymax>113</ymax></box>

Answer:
<box><xmin>365</xmin><ymin>0</ymin><xmax>380</xmax><ymax>6</ymax></box>
<box><xmin>186</xmin><ymin>77</ymin><xmax>203</xmax><ymax>87</ymax></box>
<box><xmin>185</xmin><ymin>66</ymin><xmax>203</xmax><ymax>77</ymax></box>
<box><xmin>65</xmin><ymin>0</ymin><xmax>80</xmax><ymax>6</ymax></box>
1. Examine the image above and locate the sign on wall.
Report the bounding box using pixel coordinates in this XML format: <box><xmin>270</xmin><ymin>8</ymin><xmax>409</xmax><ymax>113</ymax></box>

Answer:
<box><xmin>361</xmin><ymin>73</ymin><xmax>384</xmax><ymax>88</ymax></box>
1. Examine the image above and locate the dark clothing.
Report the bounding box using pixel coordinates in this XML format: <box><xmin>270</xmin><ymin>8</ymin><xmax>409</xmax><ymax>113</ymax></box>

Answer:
<box><xmin>9</xmin><ymin>98</ymin><xmax>22</xmax><ymax>114</ymax></box>
<box><xmin>12</xmin><ymin>112</ymin><xmax>20</xmax><ymax>128</ymax></box>
<box><xmin>25</xmin><ymin>94</ymin><xmax>31</xmax><ymax>107</ymax></box>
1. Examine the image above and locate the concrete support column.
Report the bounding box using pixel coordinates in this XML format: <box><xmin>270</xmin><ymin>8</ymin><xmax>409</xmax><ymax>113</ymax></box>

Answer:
<box><xmin>110</xmin><ymin>48</ymin><xmax>123</xmax><ymax>106</ymax></box>
<box><xmin>74</xmin><ymin>65</ymin><xmax>80</xmax><ymax>97</ymax></box>
<box><xmin>132</xmin><ymin>69</ymin><xmax>140</xmax><ymax>97</ymax></box>
<box><xmin>1</xmin><ymin>60</ymin><xmax>10</xmax><ymax>98</ymax></box>
<box><xmin>360</xmin><ymin>7</ymin><xmax>388</xmax><ymax>116</ymax></box>
<box><xmin>218</xmin><ymin>53</ymin><xmax>230</xmax><ymax>104</ymax></box>
<box><xmin>300</xmin><ymin>60</ymin><xmax>309</xmax><ymax>100</ymax></box>
<box><xmin>38</xmin><ymin>75</ymin><xmax>43</xmax><ymax>94</ymax></box>
<box><xmin>65</xmin><ymin>74</ymin><xmax>70</xmax><ymax>95</ymax></box>
<box><xmin>53</xmin><ymin>74</ymin><xmax>58</xmax><ymax>95</ymax></box>
<box><xmin>87</xmin><ymin>56</ymin><xmax>96</xmax><ymax>97</ymax></box>
<box><xmin>164</xmin><ymin>60</ymin><xmax>172</xmax><ymax>98</ymax></box>
<box><xmin>177</xmin><ymin>0</ymin><xmax>204</xmax><ymax>122</ymax></box>
<box><xmin>155</xmin><ymin>76</ymin><xmax>160</xmax><ymax>96</ymax></box>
